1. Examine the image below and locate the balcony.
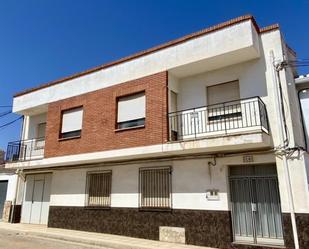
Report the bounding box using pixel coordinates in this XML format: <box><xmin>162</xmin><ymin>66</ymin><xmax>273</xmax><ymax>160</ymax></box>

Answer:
<box><xmin>6</xmin><ymin>138</ymin><xmax>45</xmax><ymax>162</ymax></box>
<box><xmin>168</xmin><ymin>97</ymin><xmax>269</xmax><ymax>142</ymax></box>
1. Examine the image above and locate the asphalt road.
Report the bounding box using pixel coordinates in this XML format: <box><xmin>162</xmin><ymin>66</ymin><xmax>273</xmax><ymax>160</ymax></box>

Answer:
<box><xmin>0</xmin><ymin>229</ymin><xmax>111</xmax><ymax>249</ymax></box>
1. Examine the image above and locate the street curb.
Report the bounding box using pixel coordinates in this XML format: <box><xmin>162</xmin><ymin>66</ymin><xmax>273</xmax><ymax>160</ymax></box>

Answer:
<box><xmin>29</xmin><ymin>231</ymin><xmax>159</xmax><ymax>249</ymax></box>
<box><xmin>0</xmin><ymin>226</ymin><xmax>212</xmax><ymax>249</ymax></box>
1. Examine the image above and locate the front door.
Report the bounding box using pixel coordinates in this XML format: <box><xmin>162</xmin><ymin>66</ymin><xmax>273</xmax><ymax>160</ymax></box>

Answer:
<box><xmin>0</xmin><ymin>181</ymin><xmax>8</xmax><ymax>219</ymax></box>
<box><xmin>229</xmin><ymin>165</ymin><xmax>284</xmax><ymax>246</ymax></box>
<box><xmin>21</xmin><ymin>174</ymin><xmax>52</xmax><ymax>224</ymax></box>
<box><xmin>30</xmin><ymin>179</ymin><xmax>44</xmax><ymax>224</ymax></box>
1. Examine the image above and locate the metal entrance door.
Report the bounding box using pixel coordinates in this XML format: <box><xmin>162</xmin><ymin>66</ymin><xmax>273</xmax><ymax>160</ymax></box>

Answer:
<box><xmin>0</xmin><ymin>181</ymin><xmax>8</xmax><ymax>219</ymax></box>
<box><xmin>229</xmin><ymin>165</ymin><xmax>284</xmax><ymax>246</ymax></box>
<box><xmin>21</xmin><ymin>174</ymin><xmax>52</xmax><ymax>225</ymax></box>
<box><xmin>30</xmin><ymin>179</ymin><xmax>44</xmax><ymax>224</ymax></box>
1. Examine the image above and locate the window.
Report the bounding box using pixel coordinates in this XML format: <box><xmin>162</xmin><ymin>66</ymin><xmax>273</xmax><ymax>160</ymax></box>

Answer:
<box><xmin>37</xmin><ymin>122</ymin><xmax>46</xmax><ymax>138</ymax></box>
<box><xmin>169</xmin><ymin>91</ymin><xmax>178</xmax><ymax>141</ymax></box>
<box><xmin>170</xmin><ymin>90</ymin><xmax>178</xmax><ymax>113</ymax></box>
<box><xmin>207</xmin><ymin>81</ymin><xmax>241</xmax><ymax>121</ymax></box>
<box><xmin>117</xmin><ymin>92</ymin><xmax>145</xmax><ymax>129</ymax></box>
<box><xmin>139</xmin><ymin>167</ymin><xmax>172</xmax><ymax>210</ymax></box>
<box><xmin>60</xmin><ymin>107</ymin><xmax>83</xmax><ymax>139</ymax></box>
<box><xmin>86</xmin><ymin>171</ymin><xmax>112</xmax><ymax>207</ymax></box>
<box><xmin>35</xmin><ymin>122</ymin><xmax>46</xmax><ymax>149</ymax></box>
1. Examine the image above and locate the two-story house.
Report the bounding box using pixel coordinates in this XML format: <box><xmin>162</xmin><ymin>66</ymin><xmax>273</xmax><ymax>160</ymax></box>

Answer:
<box><xmin>4</xmin><ymin>15</ymin><xmax>309</xmax><ymax>249</ymax></box>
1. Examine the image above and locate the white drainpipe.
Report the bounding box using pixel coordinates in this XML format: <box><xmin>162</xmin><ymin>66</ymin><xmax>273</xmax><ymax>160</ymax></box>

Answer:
<box><xmin>270</xmin><ymin>50</ymin><xmax>299</xmax><ymax>249</ymax></box>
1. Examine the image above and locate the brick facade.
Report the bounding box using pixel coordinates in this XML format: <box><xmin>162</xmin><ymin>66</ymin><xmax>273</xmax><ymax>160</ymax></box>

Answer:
<box><xmin>44</xmin><ymin>71</ymin><xmax>168</xmax><ymax>158</ymax></box>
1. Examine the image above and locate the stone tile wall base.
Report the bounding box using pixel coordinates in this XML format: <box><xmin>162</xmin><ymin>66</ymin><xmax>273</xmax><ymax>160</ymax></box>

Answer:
<box><xmin>48</xmin><ymin>207</ymin><xmax>308</xmax><ymax>249</ymax></box>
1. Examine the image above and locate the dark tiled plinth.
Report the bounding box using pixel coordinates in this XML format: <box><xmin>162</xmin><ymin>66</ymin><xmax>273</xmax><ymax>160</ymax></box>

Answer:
<box><xmin>48</xmin><ymin>207</ymin><xmax>308</xmax><ymax>249</ymax></box>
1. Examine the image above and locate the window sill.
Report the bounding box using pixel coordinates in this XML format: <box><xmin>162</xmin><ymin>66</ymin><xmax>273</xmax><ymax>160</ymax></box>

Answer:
<box><xmin>84</xmin><ymin>206</ymin><xmax>111</xmax><ymax>210</ymax></box>
<box><xmin>115</xmin><ymin>125</ymin><xmax>145</xmax><ymax>132</ymax></box>
<box><xmin>58</xmin><ymin>135</ymin><xmax>81</xmax><ymax>142</ymax></box>
<box><xmin>139</xmin><ymin>207</ymin><xmax>172</xmax><ymax>212</ymax></box>
<box><xmin>232</xmin><ymin>242</ymin><xmax>285</xmax><ymax>248</ymax></box>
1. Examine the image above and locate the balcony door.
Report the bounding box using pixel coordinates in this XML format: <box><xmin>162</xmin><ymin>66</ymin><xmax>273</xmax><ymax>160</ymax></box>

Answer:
<box><xmin>34</xmin><ymin>122</ymin><xmax>46</xmax><ymax>151</ymax></box>
<box><xmin>229</xmin><ymin>165</ymin><xmax>284</xmax><ymax>246</ymax></box>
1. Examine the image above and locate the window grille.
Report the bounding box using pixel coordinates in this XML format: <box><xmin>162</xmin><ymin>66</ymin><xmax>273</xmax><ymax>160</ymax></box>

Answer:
<box><xmin>139</xmin><ymin>167</ymin><xmax>172</xmax><ymax>209</ymax></box>
<box><xmin>86</xmin><ymin>171</ymin><xmax>112</xmax><ymax>207</ymax></box>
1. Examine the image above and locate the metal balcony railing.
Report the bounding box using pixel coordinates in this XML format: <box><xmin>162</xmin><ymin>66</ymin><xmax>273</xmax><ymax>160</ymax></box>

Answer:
<box><xmin>6</xmin><ymin>137</ymin><xmax>45</xmax><ymax>162</ymax></box>
<box><xmin>168</xmin><ymin>96</ymin><xmax>269</xmax><ymax>141</ymax></box>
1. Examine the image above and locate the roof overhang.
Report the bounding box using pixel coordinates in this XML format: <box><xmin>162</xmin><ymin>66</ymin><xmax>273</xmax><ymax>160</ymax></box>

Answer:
<box><xmin>12</xmin><ymin>15</ymin><xmax>279</xmax><ymax>115</ymax></box>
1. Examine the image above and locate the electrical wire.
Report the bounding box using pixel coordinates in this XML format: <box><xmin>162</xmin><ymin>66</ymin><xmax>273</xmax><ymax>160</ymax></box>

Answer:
<box><xmin>285</xmin><ymin>59</ymin><xmax>309</xmax><ymax>68</ymax></box>
<box><xmin>0</xmin><ymin>111</ymin><xmax>12</xmax><ymax>118</ymax></box>
<box><xmin>0</xmin><ymin>116</ymin><xmax>22</xmax><ymax>130</ymax></box>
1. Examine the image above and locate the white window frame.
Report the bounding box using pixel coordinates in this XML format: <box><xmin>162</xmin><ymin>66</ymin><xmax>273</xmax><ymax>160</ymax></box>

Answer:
<box><xmin>35</xmin><ymin>122</ymin><xmax>46</xmax><ymax>149</ymax></box>
<box><xmin>117</xmin><ymin>91</ymin><xmax>146</xmax><ymax>129</ymax></box>
<box><xmin>60</xmin><ymin>106</ymin><xmax>83</xmax><ymax>139</ymax></box>
<box><xmin>206</xmin><ymin>81</ymin><xmax>241</xmax><ymax>122</ymax></box>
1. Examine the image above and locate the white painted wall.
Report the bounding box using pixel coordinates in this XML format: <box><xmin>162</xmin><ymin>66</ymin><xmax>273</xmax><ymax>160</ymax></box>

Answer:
<box><xmin>273</xmin><ymin>152</ymin><xmax>309</xmax><ymax>213</ymax></box>
<box><xmin>172</xmin><ymin>30</ymin><xmax>304</xmax><ymax>150</ymax></box>
<box><xmin>176</xmin><ymin>59</ymin><xmax>267</xmax><ymax>111</ymax></box>
<box><xmin>304</xmin><ymin>153</ymin><xmax>309</xmax><ymax>188</ymax></box>
<box><xmin>6</xmin><ymin>132</ymin><xmax>270</xmax><ymax>170</ymax></box>
<box><xmin>24</xmin><ymin>113</ymin><xmax>47</xmax><ymax>140</ymax></box>
<box><xmin>13</xmin><ymin>20</ymin><xmax>259</xmax><ymax>114</ymax></box>
<box><xmin>282</xmin><ymin>44</ymin><xmax>305</xmax><ymax>148</ymax></box>
<box><xmin>49</xmin><ymin>154</ymin><xmax>276</xmax><ymax>211</ymax></box>
<box><xmin>50</xmin><ymin>169</ymin><xmax>87</xmax><ymax>206</ymax></box>
<box><xmin>46</xmin><ymin>154</ymin><xmax>309</xmax><ymax>213</ymax></box>
<box><xmin>167</xmin><ymin>29</ymin><xmax>309</xmax><ymax>215</ymax></box>
<box><xmin>284</xmin><ymin>154</ymin><xmax>309</xmax><ymax>213</ymax></box>
<box><xmin>0</xmin><ymin>174</ymin><xmax>17</xmax><ymax>201</ymax></box>
<box><xmin>172</xmin><ymin>159</ymin><xmax>229</xmax><ymax>210</ymax></box>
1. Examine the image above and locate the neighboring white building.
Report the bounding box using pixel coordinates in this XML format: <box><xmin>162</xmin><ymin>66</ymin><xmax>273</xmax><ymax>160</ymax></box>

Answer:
<box><xmin>295</xmin><ymin>74</ymin><xmax>309</xmax><ymax>152</ymax></box>
<box><xmin>4</xmin><ymin>15</ymin><xmax>309</xmax><ymax>249</ymax></box>
<box><xmin>0</xmin><ymin>150</ymin><xmax>18</xmax><ymax>222</ymax></box>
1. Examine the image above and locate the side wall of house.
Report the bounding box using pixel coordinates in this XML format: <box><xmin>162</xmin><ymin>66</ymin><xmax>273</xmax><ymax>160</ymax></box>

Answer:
<box><xmin>258</xmin><ymin>30</ymin><xmax>309</xmax><ymax>214</ymax></box>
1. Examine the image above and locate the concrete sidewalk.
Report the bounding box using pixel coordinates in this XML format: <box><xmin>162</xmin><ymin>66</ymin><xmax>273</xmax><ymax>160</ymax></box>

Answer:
<box><xmin>0</xmin><ymin>222</ymin><xmax>216</xmax><ymax>249</ymax></box>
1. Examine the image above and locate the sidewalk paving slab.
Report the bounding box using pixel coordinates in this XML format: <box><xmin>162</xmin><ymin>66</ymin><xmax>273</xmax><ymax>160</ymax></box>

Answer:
<box><xmin>0</xmin><ymin>222</ymin><xmax>217</xmax><ymax>249</ymax></box>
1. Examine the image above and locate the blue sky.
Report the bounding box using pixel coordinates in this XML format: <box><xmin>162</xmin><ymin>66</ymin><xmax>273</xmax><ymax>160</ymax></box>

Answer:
<box><xmin>0</xmin><ymin>0</ymin><xmax>309</xmax><ymax>151</ymax></box>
